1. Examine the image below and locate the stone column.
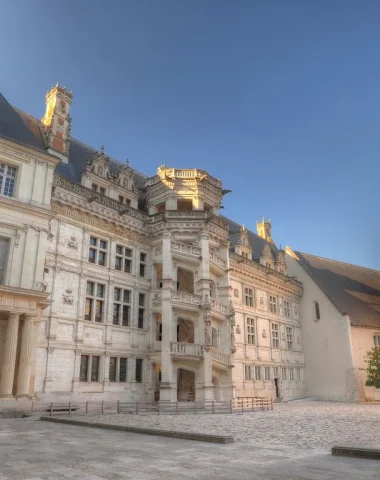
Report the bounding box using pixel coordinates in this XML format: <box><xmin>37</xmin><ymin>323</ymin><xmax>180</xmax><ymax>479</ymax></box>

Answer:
<box><xmin>0</xmin><ymin>314</ymin><xmax>20</xmax><ymax>398</ymax></box>
<box><xmin>160</xmin><ymin>231</ymin><xmax>176</xmax><ymax>402</ymax></box>
<box><xmin>16</xmin><ymin>315</ymin><xmax>34</xmax><ymax>397</ymax></box>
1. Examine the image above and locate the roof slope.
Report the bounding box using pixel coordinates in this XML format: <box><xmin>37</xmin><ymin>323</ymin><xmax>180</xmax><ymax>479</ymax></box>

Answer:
<box><xmin>295</xmin><ymin>251</ymin><xmax>380</xmax><ymax>328</ymax></box>
<box><xmin>0</xmin><ymin>94</ymin><xmax>46</xmax><ymax>151</ymax></box>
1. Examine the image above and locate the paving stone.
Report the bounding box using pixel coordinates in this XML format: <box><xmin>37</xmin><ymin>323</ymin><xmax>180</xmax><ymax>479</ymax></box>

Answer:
<box><xmin>1</xmin><ymin>402</ymin><xmax>380</xmax><ymax>479</ymax></box>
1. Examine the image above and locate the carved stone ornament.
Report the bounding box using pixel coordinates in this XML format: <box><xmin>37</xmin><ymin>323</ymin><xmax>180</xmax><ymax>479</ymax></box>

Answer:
<box><xmin>48</xmin><ymin>347</ymin><xmax>54</xmax><ymax>354</ymax></box>
<box><xmin>63</xmin><ymin>289</ymin><xmax>74</xmax><ymax>305</ymax></box>
<box><xmin>105</xmin><ymin>351</ymin><xmax>110</xmax><ymax>358</ymax></box>
<box><xmin>152</xmin><ymin>292</ymin><xmax>162</xmax><ymax>306</ymax></box>
<box><xmin>67</xmin><ymin>236</ymin><xmax>78</xmax><ymax>250</ymax></box>
<box><xmin>297</xmin><ymin>337</ymin><xmax>301</xmax><ymax>344</ymax></box>
<box><xmin>262</xmin><ymin>329</ymin><xmax>267</xmax><ymax>338</ymax></box>
<box><xmin>233</xmin><ymin>288</ymin><xmax>239</xmax><ymax>298</ymax></box>
<box><xmin>230</xmin><ymin>329</ymin><xmax>236</xmax><ymax>354</ymax></box>
<box><xmin>236</xmin><ymin>324</ymin><xmax>241</xmax><ymax>335</ymax></box>
<box><xmin>205</xmin><ymin>325</ymin><xmax>212</xmax><ymax>346</ymax></box>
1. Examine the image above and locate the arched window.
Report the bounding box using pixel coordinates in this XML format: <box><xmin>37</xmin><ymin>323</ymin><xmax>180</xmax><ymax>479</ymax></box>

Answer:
<box><xmin>314</xmin><ymin>301</ymin><xmax>320</xmax><ymax>320</ymax></box>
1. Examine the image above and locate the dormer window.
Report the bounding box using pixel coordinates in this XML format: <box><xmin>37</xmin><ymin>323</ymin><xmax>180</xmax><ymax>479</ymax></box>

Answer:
<box><xmin>91</xmin><ymin>183</ymin><xmax>106</xmax><ymax>195</ymax></box>
<box><xmin>314</xmin><ymin>301</ymin><xmax>321</xmax><ymax>320</ymax></box>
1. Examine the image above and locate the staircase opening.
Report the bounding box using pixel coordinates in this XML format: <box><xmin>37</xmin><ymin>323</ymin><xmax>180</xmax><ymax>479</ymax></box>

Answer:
<box><xmin>177</xmin><ymin>368</ymin><xmax>195</xmax><ymax>401</ymax></box>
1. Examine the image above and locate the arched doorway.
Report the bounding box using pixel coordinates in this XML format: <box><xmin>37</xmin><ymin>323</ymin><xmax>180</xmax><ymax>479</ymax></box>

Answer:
<box><xmin>177</xmin><ymin>368</ymin><xmax>195</xmax><ymax>401</ymax></box>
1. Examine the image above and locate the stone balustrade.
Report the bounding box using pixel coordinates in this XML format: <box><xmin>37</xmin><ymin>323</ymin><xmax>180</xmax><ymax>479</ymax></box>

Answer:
<box><xmin>171</xmin><ymin>291</ymin><xmax>202</xmax><ymax>307</ymax></box>
<box><xmin>171</xmin><ymin>241</ymin><xmax>201</xmax><ymax>258</ymax></box>
<box><xmin>171</xmin><ymin>342</ymin><xmax>204</xmax><ymax>357</ymax></box>
<box><xmin>211</xmin><ymin>347</ymin><xmax>232</xmax><ymax>365</ymax></box>
<box><xmin>210</xmin><ymin>297</ymin><xmax>229</xmax><ymax>315</ymax></box>
<box><xmin>209</xmin><ymin>250</ymin><xmax>227</xmax><ymax>269</ymax></box>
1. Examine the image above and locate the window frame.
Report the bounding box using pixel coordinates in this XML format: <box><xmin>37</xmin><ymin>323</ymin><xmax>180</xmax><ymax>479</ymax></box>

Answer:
<box><xmin>0</xmin><ymin>163</ymin><xmax>17</xmax><ymax>198</ymax></box>
<box><xmin>286</xmin><ymin>326</ymin><xmax>293</xmax><ymax>350</ymax></box>
<box><xmin>269</xmin><ymin>295</ymin><xmax>277</xmax><ymax>314</ymax></box>
<box><xmin>255</xmin><ymin>365</ymin><xmax>261</xmax><ymax>380</ymax></box>
<box><xmin>284</xmin><ymin>300</ymin><xmax>291</xmax><ymax>318</ymax></box>
<box><xmin>246</xmin><ymin>317</ymin><xmax>256</xmax><ymax>345</ymax></box>
<box><xmin>0</xmin><ymin>236</ymin><xmax>10</xmax><ymax>285</ymax></box>
<box><xmin>135</xmin><ymin>358</ymin><xmax>143</xmax><ymax>383</ymax></box>
<box><xmin>88</xmin><ymin>236</ymin><xmax>108</xmax><ymax>267</ymax></box>
<box><xmin>264</xmin><ymin>366</ymin><xmax>270</xmax><ymax>381</ymax></box>
<box><xmin>115</xmin><ymin>245</ymin><xmax>133</xmax><ymax>274</ymax></box>
<box><xmin>85</xmin><ymin>281</ymin><xmax>105</xmax><ymax>323</ymax></box>
<box><xmin>281</xmin><ymin>367</ymin><xmax>287</xmax><ymax>380</ymax></box>
<box><xmin>109</xmin><ymin>356</ymin><xmax>128</xmax><ymax>383</ymax></box>
<box><xmin>374</xmin><ymin>335</ymin><xmax>380</xmax><ymax>347</ymax></box>
<box><xmin>245</xmin><ymin>287</ymin><xmax>253</xmax><ymax>307</ymax></box>
<box><xmin>271</xmin><ymin>322</ymin><xmax>280</xmax><ymax>348</ymax></box>
<box><xmin>138</xmin><ymin>293</ymin><xmax>146</xmax><ymax>329</ymax></box>
<box><xmin>113</xmin><ymin>287</ymin><xmax>131</xmax><ymax>327</ymax></box>
<box><xmin>139</xmin><ymin>252</ymin><xmax>147</xmax><ymax>277</ymax></box>
<box><xmin>79</xmin><ymin>354</ymin><xmax>101</xmax><ymax>383</ymax></box>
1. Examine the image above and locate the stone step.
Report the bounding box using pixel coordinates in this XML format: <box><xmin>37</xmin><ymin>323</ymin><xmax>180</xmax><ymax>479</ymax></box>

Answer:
<box><xmin>332</xmin><ymin>446</ymin><xmax>380</xmax><ymax>460</ymax></box>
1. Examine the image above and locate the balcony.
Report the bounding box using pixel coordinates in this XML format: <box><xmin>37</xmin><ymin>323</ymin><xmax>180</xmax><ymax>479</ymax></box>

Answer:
<box><xmin>171</xmin><ymin>291</ymin><xmax>202</xmax><ymax>309</ymax></box>
<box><xmin>171</xmin><ymin>241</ymin><xmax>201</xmax><ymax>259</ymax></box>
<box><xmin>210</xmin><ymin>298</ymin><xmax>229</xmax><ymax>316</ymax></box>
<box><xmin>211</xmin><ymin>347</ymin><xmax>232</xmax><ymax>367</ymax></box>
<box><xmin>209</xmin><ymin>250</ymin><xmax>227</xmax><ymax>272</ymax></box>
<box><xmin>171</xmin><ymin>342</ymin><xmax>204</xmax><ymax>358</ymax></box>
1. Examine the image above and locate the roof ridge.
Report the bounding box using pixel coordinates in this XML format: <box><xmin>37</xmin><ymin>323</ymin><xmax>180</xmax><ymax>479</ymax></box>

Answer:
<box><xmin>297</xmin><ymin>251</ymin><xmax>380</xmax><ymax>275</ymax></box>
<box><xmin>12</xmin><ymin>106</ymin><xmax>149</xmax><ymax>180</ymax></box>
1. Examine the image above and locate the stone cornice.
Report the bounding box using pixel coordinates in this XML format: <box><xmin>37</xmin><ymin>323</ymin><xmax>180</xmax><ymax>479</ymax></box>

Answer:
<box><xmin>0</xmin><ymin>136</ymin><xmax>60</xmax><ymax>168</ymax></box>
<box><xmin>51</xmin><ymin>202</ymin><xmax>150</xmax><ymax>244</ymax></box>
<box><xmin>0</xmin><ymin>194</ymin><xmax>55</xmax><ymax>220</ymax></box>
<box><xmin>229</xmin><ymin>253</ymin><xmax>303</xmax><ymax>296</ymax></box>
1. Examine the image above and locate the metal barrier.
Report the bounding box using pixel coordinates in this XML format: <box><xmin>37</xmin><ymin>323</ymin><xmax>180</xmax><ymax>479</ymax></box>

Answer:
<box><xmin>29</xmin><ymin>397</ymin><xmax>273</xmax><ymax>416</ymax></box>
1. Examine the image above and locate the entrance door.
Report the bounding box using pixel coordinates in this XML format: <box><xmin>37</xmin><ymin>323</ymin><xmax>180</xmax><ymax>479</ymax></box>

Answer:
<box><xmin>274</xmin><ymin>378</ymin><xmax>280</xmax><ymax>398</ymax></box>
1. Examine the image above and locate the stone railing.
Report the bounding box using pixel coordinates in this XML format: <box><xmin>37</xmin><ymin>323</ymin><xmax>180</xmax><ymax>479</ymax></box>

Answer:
<box><xmin>171</xmin><ymin>291</ymin><xmax>202</xmax><ymax>307</ymax></box>
<box><xmin>165</xmin><ymin>210</ymin><xmax>208</xmax><ymax>220</ymax></box>
<box><xmin>209</xmin><ymin>250</ymin><xmax>227</xmax><ymax>269</ymax></box>
<box><xmin>53</xmin><ymin>175</ymin><xmax>147</xmax><ymax>222</ymax></box>
<box><xmin>171</xmin><ymin>342</ymin><xmax>204</xmax><ymax>357</ymax></box>
<box><xmin>210</xmin><ymin>298</ymin><xmax>229</xmax><ymax>315</ymax></box>
<box><xmin>171</xmin><ymin>241</ymin><xmax>201</xmax><ymax>258</ymax></box>
<box><xmin>211</xmin><ymin>348</ymin><xmax>232</xmax><ymax>365</ymax></box>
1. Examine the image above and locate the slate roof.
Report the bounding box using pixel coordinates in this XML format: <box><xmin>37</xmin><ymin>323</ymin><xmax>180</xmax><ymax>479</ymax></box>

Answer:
<box><xmin>295</xmin><ymin>252</ymin><xmax>380</xmax><ymax>328</ymax></box>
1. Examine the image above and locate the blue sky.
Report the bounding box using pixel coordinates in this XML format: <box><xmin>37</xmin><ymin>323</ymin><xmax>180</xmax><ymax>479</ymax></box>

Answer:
<box><xmin>1</xmin><ymin>0</ymin><xmax>379</xmax><ymax>268</ymax></box>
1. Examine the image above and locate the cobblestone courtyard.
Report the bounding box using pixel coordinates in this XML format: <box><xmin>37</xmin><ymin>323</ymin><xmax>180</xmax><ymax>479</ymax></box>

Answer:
<box><xmin>0</xmin><ymin>402</ymin><xmax>379</xmax><ymax>479</ymax></box>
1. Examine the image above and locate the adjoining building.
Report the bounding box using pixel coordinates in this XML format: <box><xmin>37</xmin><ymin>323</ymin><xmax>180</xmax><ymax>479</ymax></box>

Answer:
<box><xmin>286</xmin><ymin>249</ymin><xmax>380</xmax><ymax>402</ymax></box>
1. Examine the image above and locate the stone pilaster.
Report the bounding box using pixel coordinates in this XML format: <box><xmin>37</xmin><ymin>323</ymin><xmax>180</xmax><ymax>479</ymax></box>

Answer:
<box><xmin>16</xmin><ymin>315</ymin><xmax>34</xmax><ymax>397</ymax></box>
<box><xmin>0</xmin><ymin>314</ymin><xmax>20</xmax><ymax>398</ymax></box>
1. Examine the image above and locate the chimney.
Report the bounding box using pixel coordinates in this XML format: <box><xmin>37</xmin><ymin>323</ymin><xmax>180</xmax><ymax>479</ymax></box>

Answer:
<box><xmin>256</xmin><ymin>218</ymin><xmax>273</xmax><ymax>243</ymax></box>
<box><xmin>41</xmin><ymin>83</ymin><xmax>73</xmax><ymax>163</ymax></box>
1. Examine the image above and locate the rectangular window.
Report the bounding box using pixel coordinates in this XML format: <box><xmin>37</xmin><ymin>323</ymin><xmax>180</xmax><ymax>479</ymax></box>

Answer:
<box><xmin>282</xmin><ymin>367</ymin><xmax>287</xmax><ymax>380</ymax></box>
<box><xmin>264</xmin><ymin>366</ymin><xmax>270</xmax><ymax>381</ymax></box>
<box><xmin>284</xmin><ymin>300</ymin><xmax>291</xmax><ymax>318</ymax></box>
<box><xmin>245</xmin><ymin>288</ymin><xmax>253</xmax><ymax>307</ymax></box>
<box><xmin>109</xmin><ymin>357</ymin><xmax>128</xmax><ymax>382</ymax></box>
<box><xmin>91</xmin><ymin>183</ymin><xmax>98</xmax><ymax>192</ymax></box>
<box><xmin>289</xmin><ymin>368</ymin><xmax>294</xmax><ymax>381</ymax></box>
<box><xmin>255</xmin><ymin>366</ymin><xmax>261</xmax><ymax>380</ymax></box>
<box><xmin>269</xmin><ymin>295</ymin><xmax>277</xmax><ymax>313</ymax></box>
<box><xmin>135</xmin><ymin>358</ymin><xmax>143</xmax><ymax>383</ymax></box>
<box><xmin>91</xmin><ymin>356</ymin><xmax>100</xmax><ymax>382</ymax></box>
<box><xmin>273</xmin><ymin>367</ymin><xmax>279</xmax><ymax>378</ymax></box>
<box><xmin>85</xmin><ymin>281</ymin><xmax>105</xmax><ymax>322</ymax></box>
<box><xmin>286</xmin><ymin>326</ymin><xmax>293</xmax><ymax>350</ymax></box>
<box><xmin>296</xmin><ymin>367</ymin><xmax>301</xmax><ymax>381</ymax></box>
<box><xmin>0</xmin><ymin>164</ymin><xmax>18</xmax><ymax>198</ymax></box>
<box><xmin>156</xmin><ymin>320</ymin><xmax>162</xmax><ymax>341</ymax></box>
<box><xmin>271</xmin><ymin>323</ymin><xmax>279</xmax><ymax>348</ymax></box>
<box><xmin>246</xmin><ymin>317</ymin><xmax>255</xmax><ymax>345</ymax></box>
<box><xmin>374</xmin><ymin>335</ymin><xmax>380</xmax><ymax>347</ymax></box>
<box><xmin>244</xmin><ymin>365</ymin><xmax>252</xmax><ymax>380</ymax></box>
<box><xmin>138</xmin><ymin>293</ymin><xmax>145</xmax><ymax>329</ymax></box>
<box><xmin>88</xmin><ymin>237</ymin><xmax>108</xmax><ymax>266</ymax></box>
<box><xmin>80</xmin><ymin>355</ymin><xmax>100</xmax><ymax>383</ymax></box>
<box><xmin>0</xmin><ymin>237</ymin><xmax>9</xmax><ymax>284</ymax></box>
<box><xmin>113</xmin><ymin>287</ymin><xmax>131</xmax><ymax>326</ymax></box>
<box><xmin>109</xmin><ymin>357</ymin><xmax>117</xmax><ymax>382</ymax></box>
<box><xmin>99</xmin><ymin>187</ymin><xmax>106</xmax><ymax>195</ymax></box>
<box><xmin>140</xmin><ymin>253</ymin><xmax>146</xmax><ymax>277</ymax></box>
<box><xmin>80</xmin><ymin>355</ymin><xmax>89</xmax><ymax>382</ymax></box>
<box><xmin>115</xmin><ymin>245</ymin><xmax>132</xmax><ymax>274</ymax></box>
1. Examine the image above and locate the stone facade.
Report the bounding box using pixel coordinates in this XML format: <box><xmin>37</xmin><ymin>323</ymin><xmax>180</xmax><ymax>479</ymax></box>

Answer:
<box><xmin>0</xmin><ymin>84</ymin><xmax>307</xmax><ymax>404</ymax></box>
